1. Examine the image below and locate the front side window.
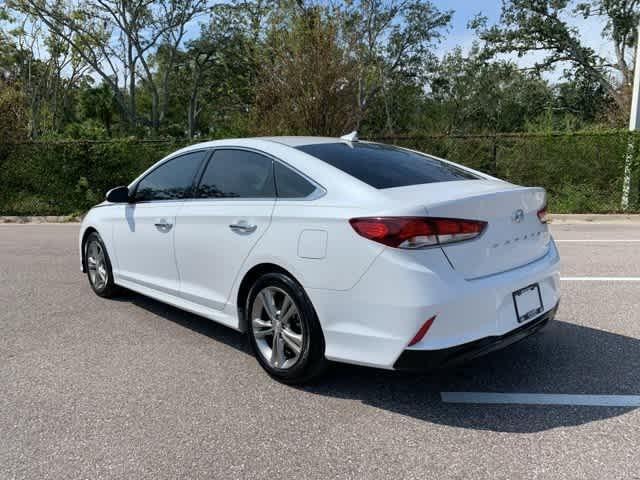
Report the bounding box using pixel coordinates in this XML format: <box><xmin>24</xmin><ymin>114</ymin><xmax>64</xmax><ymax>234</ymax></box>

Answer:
<box><xmin>134</xmin><ymin>151</ymin><xmax>207</xmax><ymax>202</ymax></box>
<box><xmin>296</xmin><ymin>142</ymin><xmax>479</xmax><ymax>189</ymax></box>
<box><xmin>197</xmin><ymin>149</ymin><xmax>275</xmax><ymax>198</ymax></box>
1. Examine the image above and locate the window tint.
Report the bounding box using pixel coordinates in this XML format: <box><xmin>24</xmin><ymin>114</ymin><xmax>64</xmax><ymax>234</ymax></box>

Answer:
<box><xmin>274</xmin><ymin>162</ymin><xmax>316</xmax><ymax>198</ymax></box>
<box><xmin>134</xmin><ymin>151</ymin><xmax>206</xmax><ymax>201</ymax></box>
<box><xmin>296</xmin><ymin>142</ymin><xmax>478</xmax><ymax>189</ymax></box>
<box><xmin>197</xmin><ymin>149</ymin><xmax>275</xmax><ymax>198</ymax></box>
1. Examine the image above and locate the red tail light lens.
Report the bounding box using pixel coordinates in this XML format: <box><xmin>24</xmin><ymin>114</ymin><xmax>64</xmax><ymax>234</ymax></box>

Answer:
<box><xmin>349</xmin><ymin>217</ymin><xmax>487</xmax><ymax>249</ymax></box>
<box><xmin>537</xmin><ymin>206</ymin><xmax>548</xmax><ymax>224</ymax></box>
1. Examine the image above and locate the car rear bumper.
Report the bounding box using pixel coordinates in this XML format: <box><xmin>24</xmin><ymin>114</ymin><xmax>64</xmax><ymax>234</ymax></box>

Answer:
<box><xmin>393</xmin><ymin>302</ymin><xmax>558</xmax><ymax>371</ymax></box>
<box><xmin>307</xmin><ymin>239</ymin><xmax>561</xmax><ymax>370</ymax></box>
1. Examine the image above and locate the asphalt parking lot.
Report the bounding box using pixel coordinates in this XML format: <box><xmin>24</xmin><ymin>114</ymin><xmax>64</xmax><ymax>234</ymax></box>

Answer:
<box><xmin>2</xmin><ymin>222</ymin><xmax>640</xmax><ymax>479</ymax></box>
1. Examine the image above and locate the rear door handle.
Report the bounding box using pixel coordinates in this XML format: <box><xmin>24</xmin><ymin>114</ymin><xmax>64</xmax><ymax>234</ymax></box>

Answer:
<box><xmin>154</xmin><ymin>218</ymin><xmax>173</xmax><ymax>231</ymax></box>
<box><xmin>229</xmin><ymin>222</ymin><xmax>257</xmax><ymax>234</ymax></box>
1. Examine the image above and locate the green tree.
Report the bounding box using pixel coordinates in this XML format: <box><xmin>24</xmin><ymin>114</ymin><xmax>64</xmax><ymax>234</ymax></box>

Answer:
<box><xmin>255</xmin><ymin>4</ymin><xmax>359</xmax><ymax>135</ymax></box>
<box><xmin>11</xmin><ymin>0</ymin><xmax>209</xmax><ymax>132</ymax></box>
<box><xmin>476</xmin><ymin>0</ymin><xmax>640</xmax><ymax>113</ymax></box>
<box><xmin>554</xmin><ymin>69</ymin><xmax>614</xmax><ymax>125</ymax></box>
<box><xmin>0</xmin><ymin>79</ymin><xmax>28</xmax><ymax>143</ymax></box>
<box><xmin>184</xmin><ymin>6</ymin><xmax>254</xmax><ymax>138</ymax></box>
<box><xmin>78</xmin><ymin>82</ymin><xmax>117</xmax><ymax>136</ymax></box>
<box><xmin>341</xmin><ymin>0</ymin><xmax>452</xmax><ymax>130</ymax></box>
<box><xmin>427</xmin><ymin>45</ymin><xmax>553</xmax><ymax>134</ymax></box>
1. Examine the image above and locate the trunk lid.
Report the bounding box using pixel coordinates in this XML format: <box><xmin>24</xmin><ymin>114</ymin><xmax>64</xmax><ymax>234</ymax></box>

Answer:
<box><xmin>384</xmin><ymin>180</ymin><xmax>550</xmax><ymax>279</ymax></box>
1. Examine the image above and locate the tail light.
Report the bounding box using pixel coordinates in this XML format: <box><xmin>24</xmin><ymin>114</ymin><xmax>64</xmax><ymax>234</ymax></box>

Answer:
<box><xmin>349</xmin><ymin>217</ymin><xmax>487</xmax><ymax>249</ymax></box>
<box><xmin>537</xmin><ymin>205</ymin><xmax>548</xmax><ymax>224</ymax></box>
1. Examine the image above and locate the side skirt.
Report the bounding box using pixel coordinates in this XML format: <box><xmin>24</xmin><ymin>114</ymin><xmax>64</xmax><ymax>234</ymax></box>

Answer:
<box><xmin>115</xmin><ymin>276</ymin><xmax>242</xmax><ymax>332</ymax></box>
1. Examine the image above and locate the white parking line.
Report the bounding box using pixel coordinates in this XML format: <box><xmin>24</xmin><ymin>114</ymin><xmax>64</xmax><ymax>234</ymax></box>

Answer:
<box><xmin>561</xmin><ymin>276</ymin><xmax>640</xmax><ymax>281</ymax></box>
<box><xmin>555</xmin><ymin>239</ymin><xmax>640</xmax><ymax>243</ymax></box>
<box><xmin>441</xmin><ymin>392</ymin><xmax>640</xmax><ymax>407</ymax></box>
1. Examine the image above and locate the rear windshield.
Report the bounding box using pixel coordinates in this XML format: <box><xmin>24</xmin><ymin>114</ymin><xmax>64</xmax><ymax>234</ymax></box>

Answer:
<box><xmin>296</xmin><ymin>142</ymin><xmax>479</xmax><ymax>189</ymax></box>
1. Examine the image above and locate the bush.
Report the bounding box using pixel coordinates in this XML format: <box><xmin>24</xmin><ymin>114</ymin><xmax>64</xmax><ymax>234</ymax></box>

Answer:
<box><xmin>380</xmin><ymin>131</ymin><xmax>640</xmax><ymax>213</ymax></box>
<box><xmin>0</xmin><ymin>140</ymin><xmax>187</xmax><ymax>215</ymax></box>
<box><xmin>0</xmin><ymin>132</ymin><xmax>638</xmax><ymax>215</ymax></box>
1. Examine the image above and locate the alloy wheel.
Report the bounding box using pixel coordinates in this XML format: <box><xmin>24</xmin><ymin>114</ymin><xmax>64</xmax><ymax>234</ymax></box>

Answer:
<box><xmin>251</xmin><ymin>286</ymin><xmax>305</xmax><ymax>369</ymax></box>
<box><xmin>87</xmin><ymin>240</ymin><xmax>108</xmax><ymax>290</ymax></box>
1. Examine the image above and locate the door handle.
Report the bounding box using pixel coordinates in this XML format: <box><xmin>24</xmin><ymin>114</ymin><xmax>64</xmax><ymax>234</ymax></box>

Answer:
<box><xmin>154</xmin><ymin>219</ymin><xmax>173</xmax><ymax>231</ymax></box>
<box><xmin>229</xmin><ymin>222</ymin><xmax>257</xmax><ymax>234</ymax></box>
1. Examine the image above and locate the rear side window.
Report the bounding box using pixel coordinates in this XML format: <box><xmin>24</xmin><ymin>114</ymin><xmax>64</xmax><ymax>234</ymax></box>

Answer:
<box><xmin>134</xmin><ymin>151</ymin><xmax>206</xmax><ymax>201</ymax></box>
<box><xmin>296</xmin><ymin>142</ymin><xmax>478</xmax><ymax>189</ymax></box>
<box><xmin>197</xmin><ymin>149</ymin><xmax>275</xmax><ymax>198</ymax></box>
<box><xmin>274</xmin><ymin>162</ymin><xmax>316</xmax><ymax>198</ymax></box>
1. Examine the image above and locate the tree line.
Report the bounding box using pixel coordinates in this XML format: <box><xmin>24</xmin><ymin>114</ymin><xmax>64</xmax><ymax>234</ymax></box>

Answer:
<box><xmin>0</xmin><ymin>0</ymin><xmax>637</xmax><ymax>141</ymax></box>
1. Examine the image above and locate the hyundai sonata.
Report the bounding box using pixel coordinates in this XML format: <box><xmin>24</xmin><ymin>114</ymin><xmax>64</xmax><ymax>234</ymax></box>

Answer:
<box><xmin>79</xmin><ymin>135</ymin><xmax>560</xmax><ymax>383</ymax></box>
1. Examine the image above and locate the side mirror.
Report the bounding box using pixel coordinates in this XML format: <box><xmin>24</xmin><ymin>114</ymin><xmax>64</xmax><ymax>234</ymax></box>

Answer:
<box><xmin>105</xmin><ymin>186</ymin><xmax>131</xmax><ymax>203</ymax></box>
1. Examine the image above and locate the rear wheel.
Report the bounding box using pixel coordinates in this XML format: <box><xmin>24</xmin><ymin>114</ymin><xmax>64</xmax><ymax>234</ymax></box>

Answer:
<box><xmin>246</xmin><ymin>272</ymin><xmax>327</xmax><ymax>384</ymax></box>
<box><xmin>84</xmin><ymin>232</ymin><xmax>119</xmax><ymax>298</ymax></box>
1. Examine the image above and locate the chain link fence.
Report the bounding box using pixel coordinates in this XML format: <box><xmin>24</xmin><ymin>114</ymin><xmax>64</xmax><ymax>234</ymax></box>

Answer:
<box><xmin>372</xmin><ymin>131</ymin><xmax>640</xmax><ymax>213</ymax></box>
<box><xmin>0</xmin><ymin>140</ymin><xmax>186</xmax><ymax>216</ymax></box>
<box><xmin>1</xmin><ymin>132</ymin><xmax>638</xmax><ymax>215</ymax></box>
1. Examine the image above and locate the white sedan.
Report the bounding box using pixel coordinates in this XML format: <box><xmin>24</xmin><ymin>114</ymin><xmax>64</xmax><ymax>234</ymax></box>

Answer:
<box><xmin>79</xmin><ymin>136</ymin><xmax>561</xmax><ymax>383</ymax></box>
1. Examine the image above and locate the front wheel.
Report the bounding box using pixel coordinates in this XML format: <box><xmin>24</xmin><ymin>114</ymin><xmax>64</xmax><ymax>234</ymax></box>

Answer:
<box><xmin>246</xmin><ymin>272</ymin><xmax>327</xmax><ymax>384</ymax></box>
<box><xmin>84</xmin><ymin>232</ymin><xmax>119</xmax><ymax>298</ymax></box>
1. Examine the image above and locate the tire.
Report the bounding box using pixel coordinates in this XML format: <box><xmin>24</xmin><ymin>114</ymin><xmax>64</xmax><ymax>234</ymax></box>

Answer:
<box><xmin>84</xmin><ymin>231</ymin><xmax>120</xmax><ymax>298</ymax></box>
<box><xmin>246</xmin><ymin>272</ymin><xmax>327</xmax><ymax>384</ymax></box>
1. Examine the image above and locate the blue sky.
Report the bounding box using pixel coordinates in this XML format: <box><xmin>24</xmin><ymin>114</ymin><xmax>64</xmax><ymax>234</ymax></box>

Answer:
<box><xmin>432</xmin><ymin>0</ymin><xmax>612</xmax><ymax>78</ymax></box>
<box><xmin>435</xmin><ymin>0</ymin><xmax>501</xmax><ymax>30</ymax></box>
<box><xmin>433</xmin><ymin>0</ymin><xmax>501</xmax><ymax>52</ymax></box>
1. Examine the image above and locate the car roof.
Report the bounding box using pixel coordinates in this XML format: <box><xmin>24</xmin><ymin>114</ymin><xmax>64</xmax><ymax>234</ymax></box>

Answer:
<box><xmin>259</xmin><ymin>136</ymin><xmax>344</xmax><ymax>147</ymax></box>
<box><xmin>172</xmin><ymin>136</ymin><xmax>351</xmax><ymax>156</ymax></box>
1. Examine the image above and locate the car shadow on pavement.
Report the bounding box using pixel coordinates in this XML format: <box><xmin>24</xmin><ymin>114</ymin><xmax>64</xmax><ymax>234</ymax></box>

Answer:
<box><xmin>115</xmin><ymin>291</ymin><xmax>252</xmax><ymax>354</ymax></box>
<box><xmin>119</xmin><ymin>292</ymin><xmax>640</xmax><ymax>433</ymax></box>
<box><xmin>303</xmin><ymin>318</ymin><xmax>640</xmax><ymax>433</ymax></box>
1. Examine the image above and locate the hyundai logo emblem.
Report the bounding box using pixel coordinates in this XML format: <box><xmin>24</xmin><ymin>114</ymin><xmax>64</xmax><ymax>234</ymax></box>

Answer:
<box><xmin>512</xmin><ymin>209</ymin><xmax>524</xmax><ymax>223</ymax></box>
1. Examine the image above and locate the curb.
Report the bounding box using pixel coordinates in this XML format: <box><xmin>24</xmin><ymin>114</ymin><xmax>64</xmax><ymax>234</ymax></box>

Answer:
<box><xmin>550</xmin><ymin>214</ymin><xmax>640</xmax><ymax>223</ymax></box>
<box><xmin>0</xmin><ymin>215</ymin><xmax>82</xmax><ymax>224</ymax></box>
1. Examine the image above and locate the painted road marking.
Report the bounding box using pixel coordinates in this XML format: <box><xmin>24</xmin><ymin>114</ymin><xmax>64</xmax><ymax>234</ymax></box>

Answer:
<box><xmin>561</xmin><ymin>276</ymin><xmax>640</xmax><ymax>281</ymax></box>
<box><xmin>441</xmin><ymin>392</ymin><xmax>640</xmax><ymax>407</ymax></box>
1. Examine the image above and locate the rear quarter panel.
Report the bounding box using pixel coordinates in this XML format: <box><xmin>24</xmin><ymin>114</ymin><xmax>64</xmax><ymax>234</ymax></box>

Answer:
<box><xmin>242</xmin><ymin>202</ymin><xmax>385</xmax><ymax>291</ymax></box>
